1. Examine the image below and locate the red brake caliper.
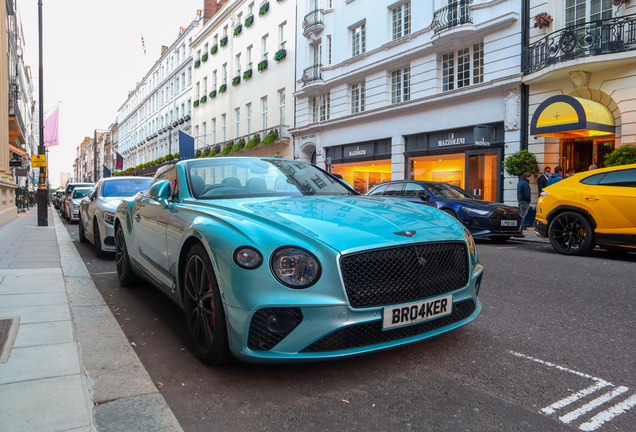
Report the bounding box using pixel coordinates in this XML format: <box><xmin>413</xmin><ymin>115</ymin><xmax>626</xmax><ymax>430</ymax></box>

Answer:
<box><xmin>209</xmin><ymin>283</ymin><xmax>215</xmax><ymax>327</ymax></box>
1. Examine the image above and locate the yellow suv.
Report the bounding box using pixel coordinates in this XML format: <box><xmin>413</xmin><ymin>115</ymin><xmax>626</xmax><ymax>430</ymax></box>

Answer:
<box><xmin>535</xmin><ymin>163</ymin><xmax>636</xmax><ymax>255</ymax></box>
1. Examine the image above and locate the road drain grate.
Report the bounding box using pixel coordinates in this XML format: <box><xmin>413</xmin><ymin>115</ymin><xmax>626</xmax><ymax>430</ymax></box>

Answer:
<box><xmin>0</xmin><ymin>317</ymin><xmax>19</xmax><ymax>363</ymax></box>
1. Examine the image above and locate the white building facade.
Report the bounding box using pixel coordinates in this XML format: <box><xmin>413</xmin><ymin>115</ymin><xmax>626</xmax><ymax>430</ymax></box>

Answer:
<box><xmin>523</xmin><ymin>0</ymin><xmax>636</xmax><ymax>196</ymax></box>
<box><xmin>191</xmin><ymin>0</ymin><xmax>295</xmax><ymax>159</ymax></box>
<box><xmin>117</xmin><ymin>17</ymin><xmax>201</xmax><ymax>170</ymax></box>
<box><xmin>292</xmin><ymin>0</ymin><xmax>523</xmax><ymax>204</ymax></box>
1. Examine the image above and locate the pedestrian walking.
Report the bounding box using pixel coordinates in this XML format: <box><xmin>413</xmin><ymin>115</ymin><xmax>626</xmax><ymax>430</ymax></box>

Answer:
<box><xmin>537</xmin><ymin>166</ymin><xmax>551</xmax><ymax>195</ymax></box>
<box><xmin>547</xmin><ymin>166</ymin><xmax>563</xmax><ymax>186</ymax></box>
<box><xmin>517</xmin><ymin>172</ymin><xmax>532</xmax><ymax>229</ymax></box>
<box><xmin>565</xmin><ymin>167</ymin><xmax>575</xmax><ymax>178</ymax></box>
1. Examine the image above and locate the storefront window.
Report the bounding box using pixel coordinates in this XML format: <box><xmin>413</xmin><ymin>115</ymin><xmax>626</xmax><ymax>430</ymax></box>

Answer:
<box><xmin>562</xmin><ymin>138</ymin><xmax>614</xmax><ymax>172</ymax></box>
<box><xmin>411</xmin><ymin>154</ymin><xmax>466</xmax><ymax>188</ymax></box>
<box><xmin>331</xmin><ymin>159</ymin><xmax>392</xmax><ymax>193</ymax></box>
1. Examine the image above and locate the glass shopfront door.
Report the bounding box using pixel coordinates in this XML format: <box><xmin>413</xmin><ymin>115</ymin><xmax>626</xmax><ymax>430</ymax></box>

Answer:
<box><xmin>561</xmin><ymin>138</ymin><xmax>615</xmax><ymax>172</ymax></box>
<box><xmin>467</xmin><ymin>152</ymin><xmax>498</xmax><ymax>201</ymax></box>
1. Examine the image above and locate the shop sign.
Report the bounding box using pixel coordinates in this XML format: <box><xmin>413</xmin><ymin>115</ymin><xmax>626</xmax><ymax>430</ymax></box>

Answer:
<box><xmin>349</xmin><ymin>147</ymin><xmax>367</xmax><ymax>156</ymax></box>
<box><xmin>15</xmin><ymin>168</ymin><xmax>29</xmax><ymax>176</ymax></box>
<box><xmin>438</xmin><ymin>134</ymin><xmax>466</xmax><ymax>147</ymax></box>
<box><xmin>429</xmin><ymin>131</ymin><xmax>471</xmax><ymax>149</ymax></box>
<box><xmin>473</xmin><ymin>126</ymin><xmax>493</xmax><ymax>146</ymax></box>
<box><xmin>343</xmin><ymin>143</ymin><xmax>373</xmax><ymax>158</ymax></box>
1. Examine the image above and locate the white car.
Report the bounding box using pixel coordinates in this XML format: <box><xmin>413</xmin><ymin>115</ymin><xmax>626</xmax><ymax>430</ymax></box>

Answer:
<box><xmin>79</xmin><ymin>177</ymin><xmax>153</xmax><ymax>257</ymax></box>
<box><xmin>65</xmin><ymin>187</ymin><xmax>92</xmax><ymax>222</ymax></box>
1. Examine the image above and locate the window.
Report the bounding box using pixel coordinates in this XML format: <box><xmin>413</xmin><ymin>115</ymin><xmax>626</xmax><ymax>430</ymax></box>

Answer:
<box><xmin>189</xmin><ymin>37</ymin><xmax>192</xmax><ymax>53</ymax></box>
<box><xmin>261</xmin><ymin>97</ymin><xmax>268</xmax><ymax>129</ymax></box>
<box><xmin>248</xmin><ymin>3</ymin><xmax>253</xmax><ymax>14</ymax></box>
<box><xmin>279</xmin><ymin>23</ymin><xmax>286</xmax><ymax>50</ymax></box>
<box><xmin>214</xmin><ymin>35</ymin><xmax>218</xmax><ymax>46</ymax></box>
<box><xmin>392</xmin><ymin>1</ymin><xmax>411</xmax><ymax>40</ymax></box>
<box><xmin>246</xmin><ymin>103</ymin><xmax>252</xmax><ymax>134</ymax></box>
<box><xmin>313</xmin><ymin>43</ymin><xmax>322</xmax><ymax>66</ymax></box>
<box><xmin>222</xmin><ymin>114</ymin><xmax>227</xmax><ymax>141</ymax></box>
<box><xmin>188</xmin><ymin>67</ymin><xmax>192</xmax><ymax>85</ymax></box>
<box><xmin>236</xmin><ymin>54</ymin><xmax>241</xmax><ymax>76</ymax></box>
<box><xmin>566</xmin><ymin>0</ymin><xmax>612</xmax><ymax>28</ymax></box>
<box><xmin>443</xmin><ymin>42</ymin><xmax>483</xmax><ymax>91</ymax></box>
<box><xmin>383</xmin><ymin>183</ymin><xmax>404</xmax><ymax>196</ymax></box>
<box><xmin>203</xmin><ymin>122</ymin><xmax>207</xmax><ymax>145</ymax></box>
<box><xmin>368</xmin><ymin>184</ymin><xmax>388</xmax><ymax>196</ymax></box>
<box><xmin>213</xmin><ymin>70</ymin><xmax>217</xmax><ymax>90</ymax></box>
<box><xmin>597</xmin><ymin>169</ymin><xmax>636</xmax><ymax>187</ymax></box>
<box><xmin>223</xmin><ymin>26</ymin><xmax>228</xmax><ymax>37</ymax></box>
<box><xmin>197</xmin><ymin>49</ymin><xmax>201</xmax><ymax>61</ymax></box>
<box><xmin>262</xmin><ymin>36</ymin><xmax>268</xmax><ymax>60</ymax></box>
<box><xmin>351</xmin><ymin>24</ymin><xmax>366</xmax><ymax>57</ymax></box>
<box><xmin>237</xmin><ymin>13</ymin><xmax>242</xmax><ymax>24</ymax></box>
<box><xmin>175</xmin><ymin>78</ymin><xmax>180</xmax><ymax>94</ymax></box>
<box><xmin>312</xmin><ymin>93</ymin><xmax>330</xmax><ymax>122</ymax></box>
<box><xmin>235</xmin><ymin>108</ymin><xmax>241</xmax><ymax>136</ymax></box>
<box><xmin>351</xmin><ymin>81</ymin><xmax>365</xmax><ymax>113</ymax></box>
<box><xmin>403</xmin><ymin>182</ymin><xmax>425</xmax><ymax>197</ymax></box>
<box><xmin>278</xmin><ymin>90</ymin><xmax>285</xmax><ymax>125</ymax></box>
<box><xmin>247</xmin><ymin>46</ymin><xmax>253</xmax><ymax>69</ymax></box>
<box><xmin>327</xmin><ymin>36</ymin><xmax>332</xmax><ymax>65</ymax></box>
<box><xmin>195</xmin><ymin>125</ymin><xmax>199</xmax><ymax>145</ymax></box>
<box><xmin>212</xmin><ymin>118</ymin><xmax>216</xmax><ymax>145</ymax></box>
<box><xmin>203</xmin><ymin>77</ymin><xmax>207</xmax><ymax>94</ymax></box>
<box><xmin>391</xmin><ymin>67</ymin><xmax>410</xmax><ymax>104</ymax></box>
<box><xmin>182</xmin><ymin>72</ymin><xmax>185</xmax><ymax>89</ymax></box>
<box><xmin>196</xmin><ymin>82</ymin><xmax>200</xmax><ymax>99</ymax></box>
<box><xmin>222</xmin><ymin>64</ymin><xmax>227</xmax><ymax>85</ymax></box>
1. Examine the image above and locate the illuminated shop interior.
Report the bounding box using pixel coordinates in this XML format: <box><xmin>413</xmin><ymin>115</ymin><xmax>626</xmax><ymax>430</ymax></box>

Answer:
<box><xmin>331</xmin><ymin>160</ymin><xmax>392</xmax><ymax>193</ymax></box>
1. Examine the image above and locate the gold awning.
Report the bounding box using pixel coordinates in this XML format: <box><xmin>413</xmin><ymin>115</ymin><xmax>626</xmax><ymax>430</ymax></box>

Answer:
<box><xmin>531</xmin><ymin>95</ymin><xmax>615</xmax><ymax>138</ymax></box>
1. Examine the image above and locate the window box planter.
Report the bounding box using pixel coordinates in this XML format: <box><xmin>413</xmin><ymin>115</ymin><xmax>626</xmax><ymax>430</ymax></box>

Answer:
<box><xmin>234</xmin><ymin>24</ymin><xmax>242</xmax><ymax>36</ymax></box>
<box><xmin>245</xmin><ymin>14</ymin><xmax>254</xmax><ymax>27</ymax></box>
<box><xmin>243</xmin><ymin>69</ymin><xmax>253</xmax><ymax>81</ymax></box>
<box><xmin>194</xmin><ymin>59</ymin><xmax>201</xmax><ymax>68</ymax></box>
<box><xmin>211</xmin><ymin>44</ymin><xmax>218</xmax><ymax>55</ymax></box>
<box><xmin>200</xmin><ymin>95</ymin><xmax>207</xmax><ymax>103</ymax></box>
<box><xmin>193</xmin><ymin>100</ymin><xmax>199</xmax><ymax>107</ymax></box>
<box><xmin>246</xmin><ymin>134</ymin><xmax>261</xmax><ymax>149</ymax></box>
<box><xmin>258</xmin><ymin>60</ymin><xmax>268</xmax><ymax>71</ymax></box>
<box><xmin>274</xmin><ymin>49</ymin><xmax>287</xmax><ymax>62</ymax></box>
<box><xmin>232</xmin><ymin>76</ymin><xmax>241</xmax><ymax>86</ymax></box>
<box><xmin>209</xmin><ymin>90</ymin><xmax>217</xmax><ymax>98</ymax></box>
<box><xmin>259</xmin><ymin>1</ymin><xmax>270</xmax><ymax>16</ymax></box>
<box><xmin>221</xmin><ymin>144</ymin><xmax>233</xmax><ymax>155</ymax></box>
<box><xmin>231</xmin><ymin>139</ymin><xmax>246</xmax><ymax>153</ymax></box>
<box><xmin>261</xmin><ymin>128</ymin><xmax>279</xmax><ymax>145</ymax></box>
<box><xmin>202</xmin><ymin>53</ymin><xmax>208</xmax><ymax>62</ymax></box>
<box><xmin>220</xmin><ymin>35</ymin><xmax>228</xmax><ymax>47</ymax></box>
<box><xmin>219</xmin><ymin>84</ymin><xmax>227</xmax><ymax>93</ymax></box>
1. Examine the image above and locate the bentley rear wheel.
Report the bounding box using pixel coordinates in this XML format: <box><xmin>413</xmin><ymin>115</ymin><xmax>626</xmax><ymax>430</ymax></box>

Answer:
<box><xmin>115</xmin><ymin>224</ymin><xmax>138</xmax><ymax>287</ymax></box>
<box><xmin>548</xmin><ymin>211</ymin><xmax>594</xmax><ymax>256</ymax></box>
<box><xmin>183</xmin><ymin>244</ymin><xmax>231</xmax><ymax>366</ymax></box>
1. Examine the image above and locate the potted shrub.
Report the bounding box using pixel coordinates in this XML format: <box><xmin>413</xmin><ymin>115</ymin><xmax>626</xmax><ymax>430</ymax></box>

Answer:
<box><xmin>533</xmin><ymin>12</ymin><xmax>553</xmax><ymax>30</ymax></box>
<box><xmin>245</xmin><ymin>14</ymin><xmax>254</xmax><ymax>27</ymax></box>
<box><xmin>503</xmin><ymin>150</ymin><xmax>540</xmax><ymax>178</ymax></box>
<box><xmin>202</xmin><ymin>53</ymin><xmax>208</xmax><ymax>62</ymax></box>
<box><xmin>274</xmin><ymin>49</ymin><xmax>287</xmax><ymax>62</ymax></box>
<box><xmin>195</xmin><ymin>150</ymin><xmax>202</xmax><ymax>159</ymax></box>
<box><xmin>209</xmin><ymin>148</ymin><xmax>218</xmax><ymax>157</ymax></box>
<box><xmin>232</xmin><ymin>76</ymin><xmax>241</xmax><ymax>86</ymax></box>
<box><xmin>234</xmin><ymin>24</ymin><xmax>242</xmax><ymax>36</ymax></box>
<box><xmin>246</xmin><ymin>134</ymin><xmax>261</xmax><ymax>149</ymax></box>
<box><xmin>261</xmin><ymin>128</ymin><xmax>279</xmax><ymax>145</ymax></box>
<box><xmin>200</xmin><ymin>95</ymin><xmax>207</xmax><ymax>104</ymax></box>
<box><xmin>243</xmin><ymin>69</ymin><xmax>252</xmax><ymax>81</ymax></box>
<box><xmin>209</xmin><ymin>90</ymin><xmax>217</xmax><ymax>98</ymax></box>
<box><xmin>220</xmin><ymin>35</ymin><xmax>228</xmax><ymax>47</ymax></box>
<box><xmin>221</xmin><ymin>144</ymin><xmax>233</xmax><ymax>155</ymax></box>
<box><xmin>231</xmin><ymin>139</ymin><xmax>246</xmax><ymax>153</ymax></box>
<box><xmin>211</xmin><ymin>45</ymin><xmax>218</xmax><ymax>55</ymax></box>
<box><xmin>174</xmin><ymin>152</ymin><xmax>179</xmax><ymax>159</ymax></box>
<box><xmin>258</xmin><ymin>59</ymin><xmax>268</xmax><ymax>71</ymax></box>
<box><xmin>193</xmin><ymin>100</ymin><xmax>199</xmax><ymax>108</ymax></box>
<box><xmin>604</xmin><ymin>144</ymin><xmax>636</xmax><ymax>166</ymax></box>
<box><xmin>201</xmin><ymin>150</ymin><xmax>209</xmax><ymax>158</ymax></box>
<box><xmin>219</xmin><ymin>84</ymin><xmax>227</xmax><ymax>93</ymax></box>
<box><xmin>259</xmin><ymin>2</ymin><xmax>270</xmax><ymax>16</ymax></box>
<box><xmin>194</xmin><ymin>59</ymin><xmax>201</xmax><ymax>68</ymax></box>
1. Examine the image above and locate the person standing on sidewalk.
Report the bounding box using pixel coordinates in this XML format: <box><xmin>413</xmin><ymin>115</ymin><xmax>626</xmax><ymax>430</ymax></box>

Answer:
<box><xmin>537</xmin><ymin>166</ymin><xmax>551</xmax><ymax>195</ymax></box>
<box><xmin>517</xmin><ymin>172</ymin><xmax>532</xmax><ymax>229</ymax></box>
<box><xmin>547</xmin><ymin>166</ymin><xmax>563</xmax><ymax>186</ymax></box>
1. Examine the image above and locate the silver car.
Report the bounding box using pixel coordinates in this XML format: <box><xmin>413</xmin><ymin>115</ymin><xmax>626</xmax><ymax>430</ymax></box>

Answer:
<box><xmin>65</xmin><ymin>187</ymin><xmax>92</xmax><ymax>222</ymax></box>
<box><xmin>79</xmin><ymin>177</ymin><xmax>153</xmax><ymax>257</ymax></box>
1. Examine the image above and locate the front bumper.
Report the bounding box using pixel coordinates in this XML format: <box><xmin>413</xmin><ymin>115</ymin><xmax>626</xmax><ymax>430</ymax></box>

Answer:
<box><xmin>100</xmin><ymin>222</ymin><xmax>116</xmax><ymax>251</ymax></box>
<box><xmin>534</xmin><ymin>219</ymin><xmax>548</xmax><ymax>238</ymax></box>
<box><xmin>224</xmin><ymin>265</ymin><xmax>483</xmax><ymax>363</ymax></box>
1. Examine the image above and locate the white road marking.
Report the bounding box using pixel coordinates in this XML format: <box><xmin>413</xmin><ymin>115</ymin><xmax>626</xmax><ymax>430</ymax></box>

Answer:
<box><xmin>542</xmin><ymin>381</ymin><xmax>612</xmax><ymax>415</ymax></box>
<box><xmin>579</xmin><ymin>393</ymin><xmax>636</xmax><ymax>431</ymax></box>
<box><xmin>508</xmin><ymin>351</ymin><xmax>605</xmax><ymax>381</ymax></box>
<box><xmin>559</xmin><ymin>386</ymin><xmax>628</xmax><ymax>423</ymax></box>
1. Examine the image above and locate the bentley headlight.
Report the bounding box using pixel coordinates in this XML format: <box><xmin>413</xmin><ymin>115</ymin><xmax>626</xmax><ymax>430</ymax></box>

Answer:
<box><xmin>234</xmin><ymin>247</ymin><xmax>263</xmax><ymax>269</ymax></box>
<box><xmin>271</xmin><ymin>247</ymin><xmax>321</xmax><ymax>288</ymax></box>
<box><xmin>463</xmin><ymin>227</ymin><xmax>477</xmax><ymax>262</ymax></box>
<box><xmin>461</xmin><ymin>207</ymin><xmax>491</xmax><ymax>216</ymax></box>
<box><xmin>103</xmin><ymin>211</ymin><xmax>115</xmax><ymax>225</ymax></box>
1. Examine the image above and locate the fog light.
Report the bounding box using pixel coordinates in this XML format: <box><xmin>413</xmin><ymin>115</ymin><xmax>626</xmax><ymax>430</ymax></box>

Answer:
<box><xmin>265</xmin><ymin>311</ymin><xmax>297</xmax><ymax>334</ymax></box>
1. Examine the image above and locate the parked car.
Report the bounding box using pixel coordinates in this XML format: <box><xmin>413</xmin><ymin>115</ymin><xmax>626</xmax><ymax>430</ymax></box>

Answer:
<box><xmin>114</xmin><ymin>158</ymin><xmax>483</xmax><ymax>365</ymax></box>
<box><xmin>64</xmin><ymin>187</ymin><xmax>92</xmax><ymax>223</ymax></box>
<box><xmin>366</xmin><ymin>180</ymin><xmax>523</xmax><ymax>242</ymax></box>
<box><xmin>61</xmin><ymin>183</ymin><xmax>93</xmax><ymax>219</ymax></box>
<box><xmin>53</xmin><ymin>191</ymin><xmax>63</xmax><ymax>209</ymax></box>
<box><xmin>79</xmin><ymin>177</ymin><xmax>153</xmax><ymax>257</ymax></box>
<box><xmin>536</xmin><ymin>163</ymin><xmax>636</xmax><ymax>255</ymax></box>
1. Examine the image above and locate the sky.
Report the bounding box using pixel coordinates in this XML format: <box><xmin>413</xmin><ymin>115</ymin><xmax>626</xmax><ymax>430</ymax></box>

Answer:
<box><xmin>18</xmin><ymin>0</ymin><xmax>204</xmax><ymax>188</ymax></box>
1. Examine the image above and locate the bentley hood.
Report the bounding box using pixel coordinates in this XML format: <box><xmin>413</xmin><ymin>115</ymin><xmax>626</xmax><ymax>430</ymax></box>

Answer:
<box><xmin>192</xmin><ymin>195</ymin><xmax>467</xmax><ymax>253</ymax></box>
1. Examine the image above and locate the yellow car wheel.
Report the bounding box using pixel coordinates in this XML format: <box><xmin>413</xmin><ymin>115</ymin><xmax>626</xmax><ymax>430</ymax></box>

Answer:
<box><xmin>548</xmin><ymin>211</ymin><xmax>595</xmax><ymax>256</ymax></box>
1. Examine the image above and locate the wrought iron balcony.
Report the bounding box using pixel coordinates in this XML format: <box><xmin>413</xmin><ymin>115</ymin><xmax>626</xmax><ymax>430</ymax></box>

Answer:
<box><xmin>8</xmin><ymin>80</ymin><xmax>25</xmax><ymax>142</ymax></box>
<box><xmin>523</xmin><ymin>13</ymin><xmax>636</xmax><ymax>75</ymax></box>
<box><xmin>431</xmin><ymin>0</ymin><xmax>472</xmax><ymax>35</ymax></box>
<box><xmin>302</xmin><ymin>64</ymin><xmax>323</xmax><ymax>85</ymax></box>
<box><xmin>303</xmin><ymin>9</ymin><xmax>324</xmax><ymax>35</ymax></box>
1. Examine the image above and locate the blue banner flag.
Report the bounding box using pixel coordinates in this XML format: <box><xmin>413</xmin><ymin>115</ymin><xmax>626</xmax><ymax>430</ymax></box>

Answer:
<box><xmin>178</xmin><ymin>130</ymin><xmax>195</xmax><ymax>161</ymax></box>
<box><xmin>103</xmin><ymin>165</ymin><xmax>111</xmax><ymax>178</ymax></box>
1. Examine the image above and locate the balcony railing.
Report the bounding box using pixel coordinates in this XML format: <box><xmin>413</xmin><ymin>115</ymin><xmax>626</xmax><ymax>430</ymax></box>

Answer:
<box><xmin>431</xmin><ymin>0</ymin><xmax>472</xmax><ymax>35</ymax></box>
<box><xmin>302</xmin><ymin>9</ymin><xmax>324</xmax><ymax>33</ymax></box>
<box><xmin>523</xmin><ymin>13</ymin><xmax>636</xmax><ymax>75</ymax></box>
<box><xmin>302</xmin><ymin>64</ymin><xmax>323</xmax><ymax>85</ymax></box>
<box><xmin>199</xmin><ymin>124</ymin><xmax>290</xmax><ymax>155</ymax></box>
<box><xmin>8</xmin><ymin>81</ymin><xmax>25</xmax><ymax>138</ymax></box>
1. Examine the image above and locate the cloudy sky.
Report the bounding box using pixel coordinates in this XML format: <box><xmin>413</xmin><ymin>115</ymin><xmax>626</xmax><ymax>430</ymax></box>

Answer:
<box><xmin>18</xmin><ymin>0</ymin><xmax>203</xmax><ymax>187</ymax></box>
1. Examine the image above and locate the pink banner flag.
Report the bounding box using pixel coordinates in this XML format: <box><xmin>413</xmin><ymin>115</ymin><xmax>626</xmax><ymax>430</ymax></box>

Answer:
<box><xmin>44</xmin><ymin>106</ymin><xmax>60</xmax><ymax>147</ymax></box>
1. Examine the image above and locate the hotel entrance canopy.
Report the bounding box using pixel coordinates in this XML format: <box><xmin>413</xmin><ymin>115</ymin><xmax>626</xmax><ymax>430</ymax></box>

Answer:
<box><xmin>531</xmin><ymin>95</ymin><xmax>615</xmax><ymax>139</ymax></box>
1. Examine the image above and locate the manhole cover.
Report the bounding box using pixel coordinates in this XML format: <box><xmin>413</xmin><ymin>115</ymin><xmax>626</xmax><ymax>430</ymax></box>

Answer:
<box><xmin>0</xmin><ymin>317</ymin><xmax>19</xmax><ymax>363</ymax></box>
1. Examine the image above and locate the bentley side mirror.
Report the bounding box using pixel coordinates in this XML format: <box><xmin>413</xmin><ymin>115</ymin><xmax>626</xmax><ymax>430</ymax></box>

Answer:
<box><xmin>148</xmin><ymin>180</ymin><xmax>171</xmax><ymax>202</ymax></box>
<box><xmin>417</xmin><ymin>191</ymin><xmax>429</xmax><ymax>201</ymax></box>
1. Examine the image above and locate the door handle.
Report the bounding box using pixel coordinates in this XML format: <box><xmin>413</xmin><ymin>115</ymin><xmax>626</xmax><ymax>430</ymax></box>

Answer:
<box><xmin>584</xmin><ymin>196</ymin><xmax>600</xmax><ymax>201</ymax></box>
<box><xmin>134</xmin><ymin>214</ymin><xmax>141</xmax><ymax>222</ymax></box>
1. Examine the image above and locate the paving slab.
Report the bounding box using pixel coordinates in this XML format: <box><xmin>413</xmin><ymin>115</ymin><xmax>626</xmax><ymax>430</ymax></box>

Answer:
<box><xmin>8</xmin><ymin>261</ymin><xmax>60</xmax><ymax>269</ymax></box>
<box><xmin>65</xmin><ymin>277</ymin><xmax>106</xmax><ymax>307</ymax></box>
<box><xmin>93</xmin><ymin>394</ymin><xmax>182</xmax><ymax>432</ymax></box>
<box><xmin>0</xmin><ymin>375</ymin><xmax>92</xmax><ymax>432</ymax></box>
<box><xmin>0</xmin><ymin>304</ymin><xmax>71</xmax><ymax>323</ymax></box>
<box><xmin>0</xmin><ymin>268</ymin><xmax>62</xmax><ymax>276</ymax></box>
<box><xmin>0</xmin><ymin>342</ymin><xmax>81</xmax><ymax>385</ymax></box>
<box><xmin>13</xmin><ymin>321</ymin><xmax>74</xmax><ymax>348</ymax></box>
<box><xmin>0</xmin><ymin>292</ymin><xmax>69</xmax><ymax>308</ymax></box>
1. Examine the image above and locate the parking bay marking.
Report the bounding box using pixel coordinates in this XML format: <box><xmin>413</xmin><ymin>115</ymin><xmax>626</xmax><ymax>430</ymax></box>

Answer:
<box><xmin>509</xmin><ymin>351</ymin><xmax>636</xmax><ymax>431</ymax></box>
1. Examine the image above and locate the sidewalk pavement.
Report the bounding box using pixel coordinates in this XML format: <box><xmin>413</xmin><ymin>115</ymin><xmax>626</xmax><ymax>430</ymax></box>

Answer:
<box><xmin>0</xmin><ymin>208</ymin><xmax>183</xmax><ymax>432</ymax></box>
<box><xmin>513</xmin><ymin>228</ymin><xmax>550</xmax><ymax>244</ymax></box>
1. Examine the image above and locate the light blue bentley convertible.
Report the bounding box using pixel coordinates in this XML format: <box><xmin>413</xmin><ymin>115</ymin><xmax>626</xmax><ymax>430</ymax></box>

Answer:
<box><xmin>114</xmin><ymin>158</ymin><xmax>483</xmax><ymax>365</ymax></box>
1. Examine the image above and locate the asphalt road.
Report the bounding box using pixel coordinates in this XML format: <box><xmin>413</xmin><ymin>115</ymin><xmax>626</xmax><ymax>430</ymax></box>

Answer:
<box><xmin>62</xmin><ymin>217</ymin><xmax>636</xmax><ymax>432</ymax></box>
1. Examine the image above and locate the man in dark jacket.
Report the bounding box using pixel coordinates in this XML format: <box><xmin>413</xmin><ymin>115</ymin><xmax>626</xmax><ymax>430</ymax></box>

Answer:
<box><xmin>517</xmin><ymin>172</ymin><xmax>532</xmax><ymax>229</ymax></box>
<box><xmin>537</xmin><ymin>166</ymin><xmax>551</xmax><ymax>195</ymax></box>
<box><xmin>547</xmin><ymin>166</ymin><xmax>563</xmax><ymax>186</ymax></box>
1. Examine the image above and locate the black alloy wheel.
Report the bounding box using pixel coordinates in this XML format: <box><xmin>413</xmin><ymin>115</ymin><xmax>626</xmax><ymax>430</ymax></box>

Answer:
<box><xmin>183</xmin><ymin>244</ymin><xmax>231</xmax><ymax>366</ymax></box>
<box><xmin>78</xmin><ymin>215</ymin><xmax>87</xmax><ymax>243</ymax></box>
<box><xmin>93</xmin><ymin>220</ymin><xmax>106</xmax><ymax>258</ymax></box>
<box><xmin>548</xmin><ymin>211</ymin><xmax>594</xmax><ymax>256</ymax></box>
<box><xmin>115</xmin><ymin>224</ymin><xmax>138</xmax><ymax>287</ymax></box>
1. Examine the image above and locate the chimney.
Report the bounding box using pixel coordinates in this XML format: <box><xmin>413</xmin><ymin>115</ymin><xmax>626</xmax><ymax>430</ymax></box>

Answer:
<box><xmin>203</xmin><ymin>0</ymin><xmax>228</xmax><ymax>24</ymax></box>
<box><xmin>161</xmin><ymin>45</ymin><xmax>169</xmax><ymax>55</ymax></box>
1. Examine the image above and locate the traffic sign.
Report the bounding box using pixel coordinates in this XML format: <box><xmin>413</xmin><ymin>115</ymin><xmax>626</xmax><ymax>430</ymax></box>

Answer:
<box><xmin>31</xmin><ymin>154</ymin><xmax>46</xmax><ymax>167</ymax></box>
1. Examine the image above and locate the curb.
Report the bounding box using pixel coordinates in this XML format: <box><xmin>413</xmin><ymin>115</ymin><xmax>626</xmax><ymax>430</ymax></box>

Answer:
<box><xmin>52</xmin><ymin>211</ymin><xmax>183</xmax><ymax>432</ymax></box>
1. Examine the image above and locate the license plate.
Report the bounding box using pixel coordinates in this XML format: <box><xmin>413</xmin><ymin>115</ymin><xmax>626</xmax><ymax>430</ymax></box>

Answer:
<box><xmin>382</xmin><ymin>295</ymin><xmax>453</xmax><ymax>330</ymax></box>
<box><xmin>501</xmin><ymin>220</ymin><xmax>517</xmax><ymax>226</ymax></box>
